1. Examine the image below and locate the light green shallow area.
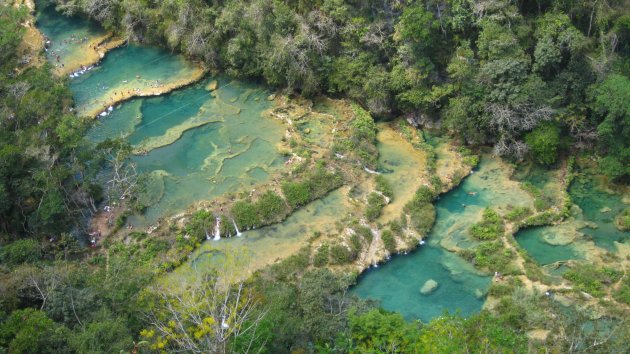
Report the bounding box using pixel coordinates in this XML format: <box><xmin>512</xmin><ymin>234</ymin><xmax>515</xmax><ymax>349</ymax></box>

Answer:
<box><xmin>168</xmin><ymin>188</ymin><xmax>355</xmax><ymax>286</ymax></box>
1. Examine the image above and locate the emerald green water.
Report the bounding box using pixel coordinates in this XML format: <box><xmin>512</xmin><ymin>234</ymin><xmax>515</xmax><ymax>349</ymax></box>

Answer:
<box><xmin>70</xmin><ymin>44</ymin><xmax>200</xmax><ymax>115</ymax></box>
<box><xmin>352</xmin><ymin>157</ymin><xmax>532</xmax><ymax>322</ymax></box>
<box><xmin>37</xmin><ymin>6</ymin><xmax>286</xmax><ymax>226</ymax></box>
<box><xmin>515</xmin><ymin>171</ymin><xmax>629</xmax><ymax>264</ymax></box>
<box><xmin>36</xmin><ymin>1</ymin><xmax>104</xmax><ymax>69</ymax></box>
<box><xmin>516</xmin><ymin>227</ymin><xmax>583</xmax><ymax>265</ymax></box>
<box><xmin>88</xmin><ymin>78</ymin><xmax>285</xmax><ymax>225</ymax></box>
<box><xmin>569</xmin><ymin>175</ymin><xmax>629</xmax><ymax>251</ymax></box>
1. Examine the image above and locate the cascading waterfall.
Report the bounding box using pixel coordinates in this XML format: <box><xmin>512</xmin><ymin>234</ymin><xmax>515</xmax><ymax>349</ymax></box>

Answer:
<box><xmin>204</xmin><ymin>228</ymin><xmax>211</xmax><ymax>240</ymax></box>
<box><xmin>232</xmin><ymin>219</ymin><xmax>242</xmax><ymax>237</ymax></box>
<box><xmin>213</xmin><ymin>217</ymin><xmax>221</xmax><ymax>241</ymax></box>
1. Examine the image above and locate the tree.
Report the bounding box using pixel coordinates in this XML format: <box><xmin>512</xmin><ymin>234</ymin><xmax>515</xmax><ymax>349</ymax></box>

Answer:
<box><xmin>525</xmin><ymin>122</ymin><xmax>561</xmax><ymax>165</ymax></box>
<box><xmin>0</xmin><ymin>308</ymin><xmax>70</xmax><ymax>354</ymax></box>
<box><xmin>142</xmin><ymin>274</ymin><xmax>267</xmax><ymax>353</ymax></box>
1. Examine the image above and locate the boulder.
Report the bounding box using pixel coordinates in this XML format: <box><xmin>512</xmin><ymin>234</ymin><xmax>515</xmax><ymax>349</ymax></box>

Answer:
<box><xmin>420</xmin><ymin>279</ymin><xmax>438</xmax><ymax>295</ymax></box>
<box><xmin>205</xmin><ymin>80</ymin><xmax>218</xmax><ymax>91</ymax></box>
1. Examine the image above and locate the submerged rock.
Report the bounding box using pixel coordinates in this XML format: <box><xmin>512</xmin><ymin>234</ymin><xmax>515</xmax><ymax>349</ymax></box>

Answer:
<box><xmin>420</xmin><ymin>279</ymin><xmax>439</xmax><ymax>295</ymax></box>
<box><xmin>474</xmin><ymin>288</ymin><xmax>487</xmax><ymax>299</ymax></box>
<box><xmin>267</xmin><ymin>94</ymin><xmax>276</xmax><ymax>101</ymax></box>
<box><xmin>206</xmin><ymin>80</ymin><xmax>218</xmax><ymax>91</ymax></box>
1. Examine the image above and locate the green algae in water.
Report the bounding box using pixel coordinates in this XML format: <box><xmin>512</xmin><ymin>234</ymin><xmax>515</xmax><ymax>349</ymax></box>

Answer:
<box><xmin>569</xmin><ymin>176</ymin><xmax>629</xmax><ymax>251</ymax></box>
<box><xmin>353</xmin><ymin>157</ymin><xmax>531</xmax><ymax>322</ymax></box>
<box><xmin>516</xmin><ymin>227</ymin><xmax>583</xmax><ymax>265</ymax></box>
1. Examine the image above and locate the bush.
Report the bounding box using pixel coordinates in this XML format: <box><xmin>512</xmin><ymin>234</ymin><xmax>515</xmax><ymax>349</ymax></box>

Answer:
<box><xmin>231</xmin><ymin>201</ymin><xmax>260</xmax><ymax>229</ymax></box>
<box><xmin>330</xmin><ymin>243</ymin><xmax>353</xmax><ymax>264</ymax></box>
<box><xmin>614</xmin><ymin>208</ymin><xmax>630</xmax><ymax>231</ymax></box>
<box><xmin>354</xmin><ymin>225</ymin><xmax>373</xmax><ymax>244</ymax></box>
<box><xmin>365</xmin><ymin>192</ymin><xmax>386</xmax><ymax>221</ymax></box>
<box><xmin>525</xmin><ymin>122</ymin><xmax>561</xmax><ymax>165</ymax></box>
<box><xmin>281</xmin><ymin>181</ymin><xmax>311</xmax><ymax>208</ymax></box>
<box><xmin>0</xmin><ymin>239</ymin><xmax>41</xmax><ymax>266</ymax></box>
<box><xmin>469</xmin><ymin>208</ymin><xmax>503</xmax><ymax>240</ymax></box>
<box><xmin>308</xmin><ymin>165</ymin><xmax>343</xmax><ymax>198</ymax></box>
<box><xmin>564</xmin><ymin>264</ymin><xmax>622</xmax><ymax>297</ymax></box>
<box><xmin>505</xmin><ymin>206</ymin><xmax>532</xmax><ymax>222</ymax></box>
<box><xmin>375</xmin><ymin>175</ymin><xmax>393</xmax><ymax>199</ymax></box>
<box><xmin>470</xmin><ymin>241</ymin><xmax>512</xmax><ymax>270</ymax></box>
<box><xmin>256</xmin><ymin>191</ymin><xmax>288</xmax><ymax>222</ymax></box>
<box><xmin>405</xmin><ymin>203</ymin><xmax>436</xmax><ymax>235</ymax></box>
<box><xmin>313</xmin><ymin>243</ymin><xmax>329</xmax><ymax>267</ymax></box>
<box><xmin>220</xmin><ymin>215</ymin><xmax>236</xmax><ymax>236</ymax></box>
<box><xmin>381</xmin><ymin>229</ymin><xmax>396</xmax><ymax>252</ymax></box>
<box><xmin>349</xmin><ymin>234</ymin><xmax>362</xmax><ymax>255</ymax></box>
<box><xmin>520</xmin><ymin>211</ymin><xmax>561</xmax><ymax>227</ymax></box>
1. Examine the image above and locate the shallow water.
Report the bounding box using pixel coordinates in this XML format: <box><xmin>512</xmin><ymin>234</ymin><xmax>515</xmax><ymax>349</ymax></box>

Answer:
<box><xmin>569</xmin><ymin>175</ymin><xmax>629</xmax><ymax>251</ymax></box>
<box><xmin>89</xmin><ymin>79</ymin><xmax>286</xmax><ymax>225</ymax></box>
<box><xmin>515</xmin><ymin>171</ymin><xmax>629</xmax><ymax>264</ymax></box>
<box><xmin>516</xmin><ymin>227</ymin><xmax>583</xmax><ymax>265</ymax></box>
<box><xmin>70</xmin><ymin>44</ymin><xmax>200</xmax><ymax>116</ymax></box>
<box><xmin>36</xmin><ymin>1</ymin><xmax>105</xmax><ymax>70</ymax></box>
<box><xmin>169</xmin><ymin>188</ymin><xmax>356</xmax><ymax>285</ymax></box>
<box><xmin>352</xmin><ymin>156</ymin><xmax>532</xmax><ymax>322</ymax></box>
<box><xmin>376</xmin><ymin>124</ymin><xmax>426</xmax><ymax>223</ymax></box>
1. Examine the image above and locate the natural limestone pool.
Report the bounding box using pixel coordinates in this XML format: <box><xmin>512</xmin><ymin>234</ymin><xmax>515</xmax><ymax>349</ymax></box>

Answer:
<box><xmin>88</xmin><ymin>78</ymin><xmax>286</xmax><ymax>226</ymax></box>
<box><xmin>38</xmin><ymin>4</ymin><xmax>630</xmax><ymax>326</ymax></box>
<box><xmin>352</xmin><ymin>157</ymin><xmax>533</xmax><ymax>321</ymax></box>
<box><xmin>515</xmin><ymin>170</ymin><xmax>629</xmax><ymax>265</ymax></box>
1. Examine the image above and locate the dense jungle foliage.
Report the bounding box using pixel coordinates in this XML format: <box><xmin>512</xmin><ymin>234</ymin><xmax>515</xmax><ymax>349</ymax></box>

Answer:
<box><xmin>52</xmin><ymin>0</ymin><xmax>630</xmax><ymax>182</ymax></box>
<box><xmin>1</xmin><ymin>0</ymin><xmax>630</xmax><ymax>353</ymax></box>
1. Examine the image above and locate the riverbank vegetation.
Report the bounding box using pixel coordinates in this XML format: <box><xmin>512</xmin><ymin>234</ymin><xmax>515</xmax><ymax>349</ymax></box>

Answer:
<box><xmin>2</xmin><ymin>1</ymin><xmax>630</xmax><ymax>353</ymax></box>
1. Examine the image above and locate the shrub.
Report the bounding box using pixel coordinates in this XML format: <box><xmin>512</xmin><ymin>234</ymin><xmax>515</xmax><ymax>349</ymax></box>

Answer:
<box><xmin>615</xmin><ymin>208</ymin><xmax>630</xmax><ymax>231</ymax></box>
<box><xmin>469</xmin><ymin>208</ymin><xmax>503</xmax><ymax>240</ymax></box>
<box><xmin>308</xmin><ymin>165</ymin><xmax>343</xmax><ymax>198</ymax></box>
<box><xmin>349</xmin><ymin>234</ymin><xmax>362</xmax><ymax>254</ymax></box>
<box><xmin>186</xmin><ymin>210</ymin><xmax>214</xmax><ymax>241</ymax></box>
<box><xmin>525</xmin><ymin>122</ymin><xmax>561</xmax><ymax>166</ymax></box>
<box><xmin>330</xmin><ymin>243</ymin><xmax>353</xmax><ymax>264</ymax></box>
<box><xmin>0</xmin><ymin>239</ymin><xmax>41</xmax><ymax>266</ymax></box>
<box><xmin>220</xmin><ymin>215</ymin><xmax>236</xmax><ymax>236</ymax></box>
<box><xmin>381</xmin><ymin>229</ymin><xmax>396</xmax><ymax>252</ymax></box>
<box><xmin>505</xmin><ymin>206</ymin><xmax>532</xmax><ymax>222</ymax></box>
<box><xmin>365</xmin><ymin>192</ymin><xmax>386</xmax><ymax>221</ymax></box>
<box><xmin>256</xmin><ymin>191</ymin><xmax>288</xmax><ymax>222</ymax></box>
<box><xmin>471</xmin><ymin>241</ymin><xmax>512</xmax><ymax>270</ymax></box>
<box><xmin>520</xmin><ymin>211</ymin><xmax>561</xmax><ymax>227</ymax></box>
<box><xmin>413</xmin><ymin>186</ymin><xmax>436</xmax><ymax>204</ymax></box>
<box><xmin>405</xmin><ymin>203</ymin><xmax>436</xmax><ymax>235</ymax></box>
<box><xmin>375</xmin><ymin>175</ymin><xmax>393</xmax><ymax>199</ymax></box>
<box><xmin>281</xmin><ymin>181</ymin><xmax>311</xmax><ymax>208</ymax></box>
<box><xmin>349</xmin><ymin>104</ymin><xmax>378</xmax><ymax>168</ymax></box>
<box><xmin>231</xmin><ymin>201</ymin><xmax>260</xmax><ymax>229</ymax></box>
<box><xmin>313</xmin><ymin>243</ymin><xmax>329</xmax><ymax>267</ymax></box>
<box><xmin>355</xmin><ymin>225</ymin><xmax>373</xmax><ymax>244</ymax></box>
<box><xmin>564</xmin><ymin>264</ymin><xmax>622</xmax><ymax>297</ymax></box>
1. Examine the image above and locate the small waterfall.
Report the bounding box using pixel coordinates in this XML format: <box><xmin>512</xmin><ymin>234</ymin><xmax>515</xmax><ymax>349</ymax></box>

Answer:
<box><xmin>232</xmin><ymin>219</ymin><xmax>242</xmax><ymax>237</ymax></box>
<box><xmin>204</xmin><ymin>228</ymin><xmax>211</xmax><ymax>240</ymax></box>
<box><xmin>213</xmin><ymin>217</ymin><xmax>221</xmax><ymax>241</ymax></box>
